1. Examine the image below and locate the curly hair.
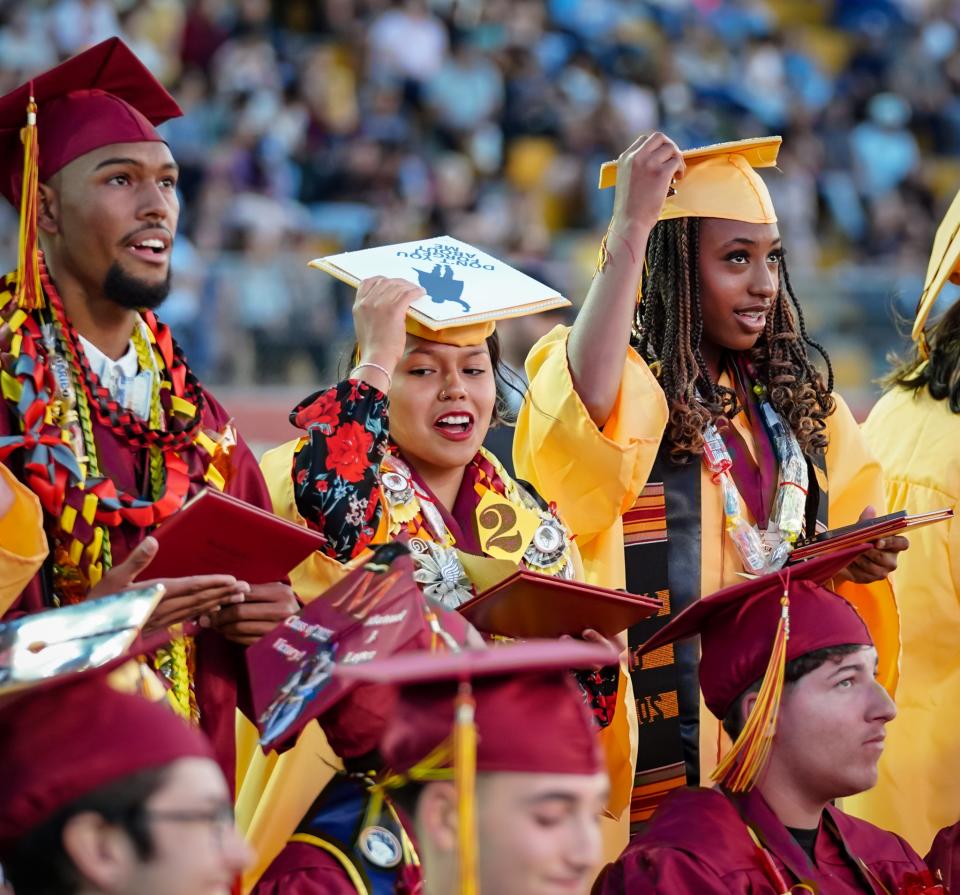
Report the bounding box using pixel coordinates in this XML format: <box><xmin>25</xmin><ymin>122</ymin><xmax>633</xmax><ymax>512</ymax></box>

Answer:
<box><xmin>630</xmin><ymin>217</ymin><xmax>836</xmax><ymax>463</ymax></box>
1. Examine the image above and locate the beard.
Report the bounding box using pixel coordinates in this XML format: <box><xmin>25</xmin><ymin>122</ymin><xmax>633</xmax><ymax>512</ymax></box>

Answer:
<box><xmin>102</xmin><ymin>262</ymin><xmax>172</xmax><ymax>311</ymax></box>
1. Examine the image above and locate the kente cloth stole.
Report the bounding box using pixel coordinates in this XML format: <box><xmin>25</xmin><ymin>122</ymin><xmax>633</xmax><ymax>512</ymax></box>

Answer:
<box><xmin>623</xmin><ymin>442</ymin><xmax>828</xmax><ymax>831</ymax></box>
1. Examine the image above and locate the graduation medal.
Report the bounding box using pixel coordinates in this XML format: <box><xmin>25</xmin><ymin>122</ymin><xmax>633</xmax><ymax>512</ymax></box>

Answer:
<box><xmin>359</xmin><ymin>825</ymin><xmax>403</xmax><ymax>869</ymax></box>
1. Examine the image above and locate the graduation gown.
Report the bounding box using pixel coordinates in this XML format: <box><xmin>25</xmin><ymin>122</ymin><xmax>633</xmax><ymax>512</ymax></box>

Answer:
<box><xmin>0</xmin><ymin>385</ymin><xmax>272</xmax><ymax>791</ymax></box>
<box><xmin>593</xmin><ymin>787</ymin><xmax>929</xmax><ymax>894</ymax></box>
<box><xmin>927</xmin><ymin>820</ymin><xmax>960</xmax><ymax>888</ymax></box>
<box><xmin>515</xmin><ymin>326</ymin><xmax>900</xmax><ymax>831</ymax></box>
<box><xmin>845</xmin><ymin>385</ymin><xmax>960</xmax><ymax>851</ymax></box>
<box><xmin>0</xmin><ymin>463</ymin><xmax>48</xmax><ymax>614</ymax></box>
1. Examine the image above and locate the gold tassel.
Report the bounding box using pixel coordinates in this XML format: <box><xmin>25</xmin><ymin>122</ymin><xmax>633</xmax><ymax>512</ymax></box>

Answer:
<box><xmin>454</xmin><ymin>682</ymin><xmax>478</xmax><ymax>895</ymax></box>
<box><xmin>711</xmin><ymin>581</ymin><xmax>790</xmax><ymax>792</ymax></box>
<box><xmin>15</xmin><ymin>88</ymin><xmax>42</xmax><ymax>311</ymax></box>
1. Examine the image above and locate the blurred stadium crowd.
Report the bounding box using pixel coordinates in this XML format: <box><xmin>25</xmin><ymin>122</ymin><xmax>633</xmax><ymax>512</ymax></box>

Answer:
<box><xmin>1</xmin><ymin>0</ymin><xmax>959</xmax><ymax>402</ymax></box>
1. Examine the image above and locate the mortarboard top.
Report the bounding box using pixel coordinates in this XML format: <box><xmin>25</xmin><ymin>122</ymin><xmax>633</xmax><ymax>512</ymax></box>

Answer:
<box><xmin>0</xmin><ymin>583</ymin><xmax>165</xmax><ymax>700</ymax></box>
<box><xmin>0</xmin><ymin>591</ymin><xmax>215</xmax><ymax>857</ymax></box>
<box><xmin>336</xmin><ymin>638</ymin><xmax>615</xmax><ymax>775</ymax></box>
<box><xmin>635</xmin><ymin>543</ymin><xmax>874</xmax><ymax>792</ymax></box>
<box><xmin>912</xmin><ymin>187</ymin><xmax>960</xmax><ymax>350</ymax></box>
<box><xmin>310</xmin><ymin>236</ymin><xmax>571</xmax><ymax>348</ymax></box>
<box><xmin>247</xmin><ymin>545</ymin><xmax>473</xmax><ymax>755</ymax></box>
<box><xmin>598</xmin><ymin>136</ymin><xmax>781</xmax><ymax>225</ymax></box>
<box><xmin>0</xmin><ymin>36</ymin><xmax>182</xmax><ymax>207</ymax></box>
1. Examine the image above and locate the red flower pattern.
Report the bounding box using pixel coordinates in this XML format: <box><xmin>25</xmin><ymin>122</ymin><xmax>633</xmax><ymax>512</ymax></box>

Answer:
<box><xmin>295</xmin><ymin>390</ymin><xmax>342</xmax><ymax>431</ymax></box>
<box><xmin>325</xmin><ymin>420</ymin><xmax>374</xmax><ymax>482</ymax></box>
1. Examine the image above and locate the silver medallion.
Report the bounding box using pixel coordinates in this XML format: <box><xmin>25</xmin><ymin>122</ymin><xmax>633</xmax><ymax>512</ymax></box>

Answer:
<box><xmin>358</xmin><ymin>825</ymin><xmax>403</xmax><ymax>869</ymax></box>
<box><xmin>533</xmin><ymin>522</ymin><xmax>563</xmax><ymax>555</ymax></box>
<box><xmin>381</xmin><ymin>471</ymin><xmax>409</xmax><ymax>494</ymax></box>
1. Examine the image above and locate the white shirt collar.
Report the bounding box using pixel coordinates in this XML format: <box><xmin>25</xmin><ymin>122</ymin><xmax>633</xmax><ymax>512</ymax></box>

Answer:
<box><xmin>78</xmin><ymin>333</ymin><xmax>140</xmax><ymax>381</ymax></box>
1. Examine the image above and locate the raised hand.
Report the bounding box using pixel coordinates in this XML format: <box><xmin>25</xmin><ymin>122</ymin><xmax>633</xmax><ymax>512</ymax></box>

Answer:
<box><xmin>610</xmin><ymin>132</ymin><xmax>686</xmax><ymax>239</ymax></box>
<box><xmin>351</xmin><ymin>276</ymin><xmax>426</xmax><ymax>390</ymax></box>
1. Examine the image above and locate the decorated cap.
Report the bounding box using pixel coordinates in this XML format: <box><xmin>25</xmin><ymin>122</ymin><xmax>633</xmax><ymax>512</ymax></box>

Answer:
<box><xmin>599</xmin><ymin>136</ymin><xmax>781</xmax><ymax>225</ymax></box>
<box><xmin>0</xmin><ymin>583</ymin><xmax>165</xmax><ymax>699</ymax></box>
<box><xmin>247</xmin><ymin>544</ymin><xmax>474</xmax><ymax>755</ymax></box>
<box><xmin>912</xmin><ymin>187</ymin><xmax>960</xmax><ymax>353</ymax></box>
<box><xmin>337</xmin><ymin>640</ymin><xmax>615</xmax><ymax>894</ymax></box>
<box><xmin>0</xmin><ymin>37</ymin><xmax>181</xmax><ymax>310</ymax></box>
<box><xmin>635</xmin><ymin>544</ymin><xmax>873</xmax><ymax>793</ymax></box>
<box><xmin>0</xmin><ymin>667</ymin><xmax>215</xmax><ymax>857</ymax></box>
<box><xmin>310</xmin><ymin>236</ymin><xmax>570</xmax><ymax>348</ymax></box>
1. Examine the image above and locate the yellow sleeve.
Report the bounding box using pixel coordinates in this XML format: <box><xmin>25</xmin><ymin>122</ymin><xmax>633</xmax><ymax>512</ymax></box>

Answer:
<box><xmin>824</xmin><ymin>393</ymin><xmax>886</xmax><ymax>526</ymax></box>
<box><xmin>0</xmin><ymin>464</ymin><xmax>48</xmax><ymax>614</ymax></box>
<box><xmin>514</xmin><ymin>325</ymin><xmax>669</xmax><ymax>547</ymax></box>
<box><xmin>823</xmin><ymin>394</ymin><xmax>900</xmax><ymax>695</ymax></box>
<box><xmin>259</xmin><ymin>439</ymin><xmax>363</xmax><ymax>601</ymax></box>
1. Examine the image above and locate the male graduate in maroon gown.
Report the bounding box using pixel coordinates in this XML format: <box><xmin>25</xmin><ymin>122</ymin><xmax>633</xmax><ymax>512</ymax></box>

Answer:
<box><xmin>0</xmin><ymin>668</ymin><xmax>252</xmax><ymax>895</ymax></box>
<box><xmin>0</xmin><ymin>38</ymin><xmax>298</xmax><ymax>787</ymax></box>
<box><xmin>593</xmin><ymin>544</ymin><xmax>944</xmax><ymax>895</ymax></box>
<box><xmin>336</xmin><ymin>640</ymin><xmax>617</xmax><ymax>895</ymax></box>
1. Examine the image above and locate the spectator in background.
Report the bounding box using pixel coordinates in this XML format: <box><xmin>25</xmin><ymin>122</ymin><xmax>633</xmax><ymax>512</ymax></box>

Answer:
<box><xmin>0</xmin><ymin>0</ymin><xmax>957</xmax><ymax>399</ymax></box>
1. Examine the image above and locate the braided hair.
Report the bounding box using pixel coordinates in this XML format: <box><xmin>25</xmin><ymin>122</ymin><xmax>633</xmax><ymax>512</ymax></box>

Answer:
<box><xmin>631</xmin><ymin>217</ymin><xmax>836</xmax><ymax>463</ymax></box>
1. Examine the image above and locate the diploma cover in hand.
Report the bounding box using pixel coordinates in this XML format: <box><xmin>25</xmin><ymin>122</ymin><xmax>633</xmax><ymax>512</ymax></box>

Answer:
<box><xmin>137</xmin><ymin>488</ymin><xmax>327</xmax><ymax>584</ymax></box>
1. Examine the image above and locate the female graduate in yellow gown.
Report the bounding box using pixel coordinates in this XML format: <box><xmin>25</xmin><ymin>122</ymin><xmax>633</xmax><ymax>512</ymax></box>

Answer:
<box><xmin>845</xmin><ymin>188</ymin><xmax>960</xmax><ymax>852</ymax></box>
<box><xmin>514</xmin><ymin>133</ymin><xmax>907</xmax><ymax>829</ymax></box>
<box><xmin>239</xmin><ymin>274</ymin><xmax>634</xmax><ymax>888</ymax></box>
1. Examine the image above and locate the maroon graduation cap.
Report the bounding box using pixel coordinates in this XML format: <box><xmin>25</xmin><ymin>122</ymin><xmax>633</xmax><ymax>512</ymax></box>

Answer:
<box><xmin>0</xmin><ymin>37</ymin><xmax>181</xmax><ymax>309</ymax></box>
<box><xmin>247</xmin><ymin>546</ymin><xmax>473</xmax><ymax>754</ymax></box>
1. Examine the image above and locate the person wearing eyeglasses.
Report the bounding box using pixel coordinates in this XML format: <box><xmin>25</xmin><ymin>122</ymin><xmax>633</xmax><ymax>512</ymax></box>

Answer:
<box><xmin>0</xmin><ymin>670</ymin><xmax>252</xmax><ymax>895</ymax></box>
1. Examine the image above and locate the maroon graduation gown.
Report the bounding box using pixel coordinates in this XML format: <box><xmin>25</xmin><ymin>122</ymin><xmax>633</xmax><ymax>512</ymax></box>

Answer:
<box><xmin>927</xmin><ymin>822</ymin><xmax>960</xmax><ymax>888</ymax></box>
<box><xmin>593</xmin><ymin>787</ymin><xmax>928</xmax><ymax>894</ymax></box>
<box><xmin>0</xmin><ymin>387</ymin><xmax>271</xmax><ymax>790</ymax></box>
<box><xmin>252</xmin><ymin>842</ymin><xmax>360</xmax><ymax>895</ymax></box>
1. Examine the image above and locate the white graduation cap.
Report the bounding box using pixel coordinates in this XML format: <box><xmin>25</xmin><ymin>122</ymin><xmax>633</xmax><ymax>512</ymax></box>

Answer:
<box><xmin>310</xmin><ymin>236</ymin><xmax>570</xmax><ymax>347</ymax></box>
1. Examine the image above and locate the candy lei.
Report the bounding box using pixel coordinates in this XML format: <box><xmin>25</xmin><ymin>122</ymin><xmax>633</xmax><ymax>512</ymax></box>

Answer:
<box><xmin>0</xmin><ymin>263</ymin><xmax>209</xmax><ymax>721</ymax></box>
<box><xmin>701</xmin><ymin>379</ymin><xmax>808</xmax><ymax>575</ymax></box>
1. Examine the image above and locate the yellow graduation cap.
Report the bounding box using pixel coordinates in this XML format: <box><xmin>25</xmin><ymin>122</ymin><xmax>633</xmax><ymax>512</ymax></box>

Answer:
<box><xmin>403</xmin><ymin>316</ymin><xmax>494</xmax><ymax>348</ymax></box>
<box><xmin>598</xmin><ymin>136</ymin><xmax>782</xmax><ymax>225</ymax></box>
<box><xmin>912</xmin><ymin>188</ymin><xmax>960</xmax><ymax>352</ymax></box>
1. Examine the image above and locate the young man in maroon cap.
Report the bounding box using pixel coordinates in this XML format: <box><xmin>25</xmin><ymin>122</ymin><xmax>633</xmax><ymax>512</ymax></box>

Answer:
<box><xmin>592</xmin><ymin>545</ymin><xmax>941</xmax><ymax>894</ymax></box>
<box><xmin>336</xmin><ymin>640</ymin><xmax>618</xmax><ymax>895</ymax></box>
<box><xmin>0</xmin><ymin>38</ymin><xmax>298</xmax><ymax>785</ymax></box>
<box><xmin>0</xmin><ymin>670</ymin><xmax>252</xmax><ymax>895</ymax></box>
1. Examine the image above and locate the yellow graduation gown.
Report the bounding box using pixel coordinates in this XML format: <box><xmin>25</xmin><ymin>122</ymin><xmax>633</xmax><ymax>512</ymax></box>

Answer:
<box><xmin>0</xmin><ymin>463</ymin><xmax>49</xmax><ymax>615</ymax></box>
<box><xmin>845</xmin><ymin>385</ymin><xmax>960</xmax><ymax>852</ymax></box>
<box><xmin>238</xmin><ymin>436</ymin><xmax>633</xmax><ymax>889</ymax></box>
<box><xmin>514</xmin><ymin>326</ymin><xmax>901</xmax><ymax>849</ymax></box>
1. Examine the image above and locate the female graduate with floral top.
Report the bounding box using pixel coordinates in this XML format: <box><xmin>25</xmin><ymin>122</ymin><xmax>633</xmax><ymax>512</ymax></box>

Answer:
<box><xmin>514</xmin><ymin>133</ymin><xmax>908</xmax><ymax>829</ymax></box>
<box><xmin>241</xmin><ymin>272</ymin><xmax>635</xmax><ymax>887</ymax></box>
<box><xmin>265</xmin><ymin>274</ymin><xmax>578</xmax><ymax>603</ymax></box>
